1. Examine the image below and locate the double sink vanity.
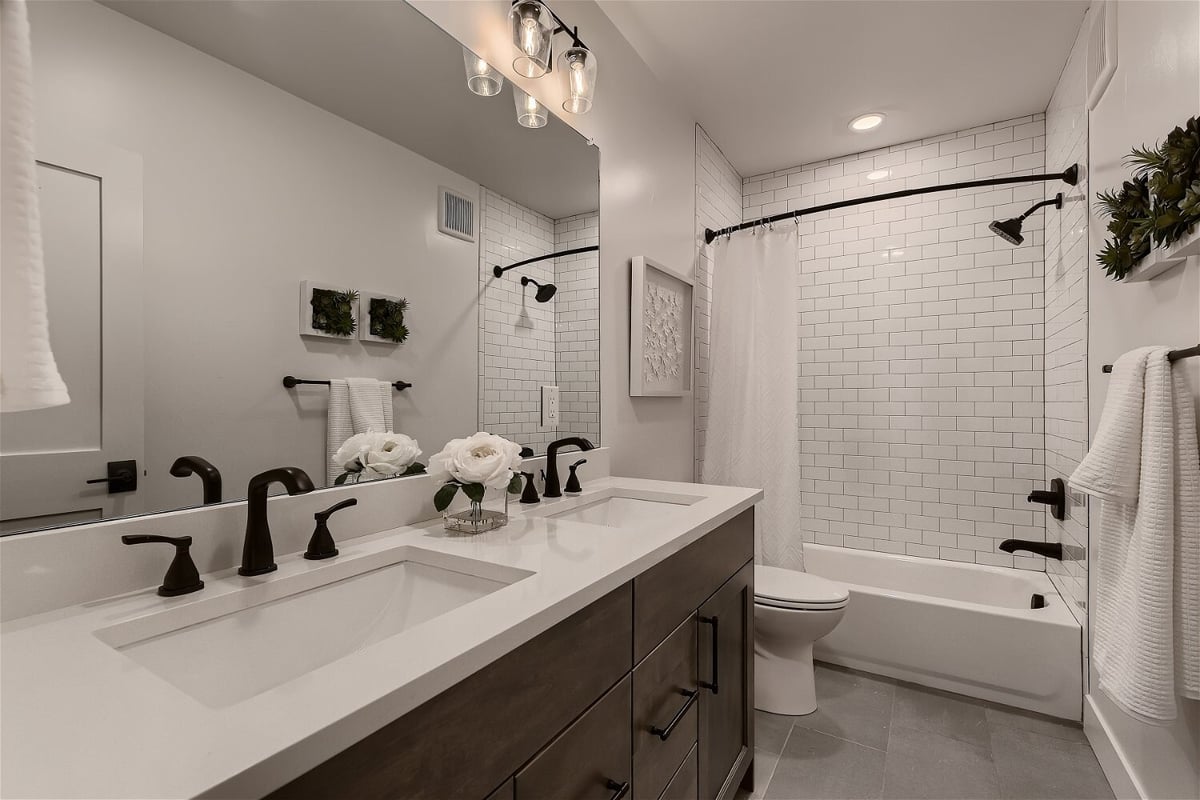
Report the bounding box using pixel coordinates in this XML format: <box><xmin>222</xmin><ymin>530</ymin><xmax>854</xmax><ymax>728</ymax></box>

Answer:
<box><xmin>1</xmin><ymin>463</ymin><xmax>760</xmax><ymax>800</ymax></box>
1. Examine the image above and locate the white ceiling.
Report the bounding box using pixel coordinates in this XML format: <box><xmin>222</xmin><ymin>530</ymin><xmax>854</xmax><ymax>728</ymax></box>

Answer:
<box><xmin>102</xmin><ymin>1</ymin><xmax>599</xmax><ymax>219</ymax></box>
<box><xmin>600</xmin><ymin>0</ymin><xmax>1089</xmax><ymax>177</ymax></box>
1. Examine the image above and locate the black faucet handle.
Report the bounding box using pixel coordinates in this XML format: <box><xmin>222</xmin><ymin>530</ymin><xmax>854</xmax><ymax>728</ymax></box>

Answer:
<box><xmin>121</xmin><ymin>534</ymin><xmax>204</xmax><ymax>597</ymax></box>
<box><xmin>565</xmin><ymin>459</ymin><xmax>588</xmax><ymax>494</ymax></box>
<box><xmin>315</xmin><ymin>497</ymin><xmax>357</xmax><ymax>522</ymax></box>
<box><xmin>520</xmin><ymin>472</ymin><xmax>541</xmax><ymax>504</ymax></box>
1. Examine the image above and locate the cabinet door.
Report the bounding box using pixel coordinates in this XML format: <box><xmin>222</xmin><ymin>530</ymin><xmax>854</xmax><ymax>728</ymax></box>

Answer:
<box><xmin>515</xmin><ymin>676</ymin><xmax>632</xmax><ymax>800</ymax></box>
<box><xmin>697</xmin><ymin>562</ymin><xmax>753</xmax><ymax>800</ymax></box>
<box><xmin>633</xmin><ymin>616</ymin><xmax>698</xmax><ymax>799</ymax></box>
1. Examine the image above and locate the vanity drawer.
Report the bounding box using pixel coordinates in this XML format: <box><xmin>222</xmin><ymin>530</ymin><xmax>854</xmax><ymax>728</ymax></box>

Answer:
<box><xmin>633</xmin><ymin>616</ymin><xmax>698</xmax><ymax>800</ymax></box>
<box><xmin>514</xmin><ymin>675</ymin><xmax>632</xmax><ymax>800</ymax></box>
<box><xmin>659</xmin><ymin>743</ymin><xmax>698</xmax><ymax>800</ymax></box>
<box><xmin>633</xmin><ymin>509</ymin><xmax>753</xmax><ymax>662</ymax></box>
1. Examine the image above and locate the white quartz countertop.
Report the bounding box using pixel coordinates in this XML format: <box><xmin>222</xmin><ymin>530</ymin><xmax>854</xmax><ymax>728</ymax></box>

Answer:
<box><xmin>0</xmin><ymin>477</ymin><xmax>760</xmax><ymax>799</ymax></box>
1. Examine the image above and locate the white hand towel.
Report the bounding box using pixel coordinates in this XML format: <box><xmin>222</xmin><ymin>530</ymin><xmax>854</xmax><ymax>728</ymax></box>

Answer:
<box><xmin>1071</xmin><ymin>347</ymin><xmax>1183</xmax><ymax>722</ymax></box>
<box><xmin>1169</xmin><ymin>365</ymin><xmax>1199</xmax><ymax>701</ymax></box>
<box><xmin>0</xmin><ymin>0</ymin><xmax>69</xmax><ymax>412</ymax></box>
<box><xmin>326</xmin><ymin>380</ymin><xmax>353</xmax><ymax>485</ymax></box>
<box><xmin>326</xmin><ymin>378</ymin><xmax>395</xmax><ymax>484</ymax></box>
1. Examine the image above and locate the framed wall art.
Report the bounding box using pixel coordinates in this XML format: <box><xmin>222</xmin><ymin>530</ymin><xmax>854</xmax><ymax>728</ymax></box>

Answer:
<box><xmin>630</xmin><ymin>256</ymin><xmax>693</xmax><ymax>397</ymax></box>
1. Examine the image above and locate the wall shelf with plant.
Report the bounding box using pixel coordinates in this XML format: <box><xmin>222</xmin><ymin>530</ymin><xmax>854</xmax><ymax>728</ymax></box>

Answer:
<box><xmin>361</xmin><ymin>293</ymin><xmax>410</xmax><ymax>344</ymax></box>
<box><xmin>299</xmin><ymin>281</ymin><xmax>359</xmax><ymax>338</ymax></box>
<box><xmin>1096</xmin><ymin>115</ymin><xmax>1199</xmax><ymax>282</ymax></box>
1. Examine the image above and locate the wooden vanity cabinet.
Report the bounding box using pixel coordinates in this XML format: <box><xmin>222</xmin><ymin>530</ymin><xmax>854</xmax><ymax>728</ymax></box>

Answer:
<box><xmin>268</xmin><ymin>509</ymin><xmax>754</xmax><ymax>800</ymax></box>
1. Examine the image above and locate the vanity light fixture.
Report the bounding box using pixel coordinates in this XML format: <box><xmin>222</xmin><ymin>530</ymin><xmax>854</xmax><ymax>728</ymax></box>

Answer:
<box><xmin>849</xmin><ymin>112</ymin><xmax>885</xmax><ymax>132</ymax></box>
<box><xmin>463</xmin><ymin>47</ymin><xmax>504</xmax><ymax>96</ymax></box>
<box><xmin>513</xmin><ymin>86</ymin><xmax>548</xmax><ymax>128</ymax></box>
<box><xmin>506</xmin><ymin>0</ymin><xmax>598</xmax><ymax>116</ymax></box>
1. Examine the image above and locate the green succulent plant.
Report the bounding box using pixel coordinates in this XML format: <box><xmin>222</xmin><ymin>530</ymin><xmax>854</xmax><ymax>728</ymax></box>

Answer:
<box><xmin>1125</xmin><ymin>115</ymin><xmax>1200</xmax><ymax>247</ymax></box>
<box><xmin>1095</xmin><ymin>177</ymin><xmax>1153</xmax><ymax>281</ymax></box>
<box><xmin>368</xmin><ymin>297</ymin><xmax>410</xmax><ymax>344</ymax></box>
<box><xmin>310</xmin><ymin>288</ymin><xmax>358</xmax><ymax>337</ymax></box>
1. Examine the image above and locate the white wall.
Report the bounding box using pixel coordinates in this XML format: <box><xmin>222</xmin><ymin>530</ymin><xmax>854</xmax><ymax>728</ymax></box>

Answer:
<box><xmin>1084</xmin><ymin>2</ymin><xmax>1200</xmax><ymax>798</ymax></box>
<box><xmin>413</xmin><ymin>0</ymin><xmax>700</xmax><ymax>482</ymax></box>
<box><xmin>28</xmin><ymin>1</ymin><xmax>480</xmax><ymax>509</ymax></box>
<box><xmin>742</xmin><ymin>117</ymin><xmax>1053</xmax><ymax>569</ymax></box>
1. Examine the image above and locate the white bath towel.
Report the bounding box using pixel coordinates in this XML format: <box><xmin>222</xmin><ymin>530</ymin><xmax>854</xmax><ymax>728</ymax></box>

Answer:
<box><xmin>0</xmin><ymin>0</ymin><xmax>70</xmax><ymax>412</ymax></box>
<box><xmin>325</xmin><ymin>378</ymin><xmax>394</xmax><ymax>484</ymax></box>
<box><xmin>1071</xmin><ymin>347</ymin><xmax>1199</xmax><ymax>722</ymax></box>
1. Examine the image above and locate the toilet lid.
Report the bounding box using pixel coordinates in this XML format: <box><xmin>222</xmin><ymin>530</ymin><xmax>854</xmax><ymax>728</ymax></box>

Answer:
<box><xmin>755</xmin><ymin>565</ymin><xmax>849</xmax><ymax>610</ymax></box>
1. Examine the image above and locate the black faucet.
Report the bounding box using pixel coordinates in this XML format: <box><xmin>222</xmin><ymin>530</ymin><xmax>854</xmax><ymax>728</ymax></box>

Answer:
<box><xmin>170</xmin><ymin>455</ymin><xmax>223</xmax><ymax>505</ymax></box>
<box><xmin>240</xmin><ymin>467</ymin><xmax>314</xmax><ymax>576</ymax></box>
<box><xmin>999</xmin><ymin>539</ymin><xmax>1064</xmax><ymax>560</ymax></box>
<box><xmin>543</xmin><ymin>437</ymin><xmax>594</xmax><ymax>498</ymax></box>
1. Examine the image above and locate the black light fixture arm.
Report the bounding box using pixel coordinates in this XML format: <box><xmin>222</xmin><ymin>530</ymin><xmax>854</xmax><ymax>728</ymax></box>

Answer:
<box><xmin>493</xmin><ymin>244</ymin><xmax>599</xmax><ymax>277</ymax></box>
<box><xmin>514</xmin><ymin>0</ymin><xmax>587</xmax><ymax>50</ymax></box>
<box><xmin>704</xmin><ymin>164</ymin><xmax>1080</xmax><ymax>244</ymax></box>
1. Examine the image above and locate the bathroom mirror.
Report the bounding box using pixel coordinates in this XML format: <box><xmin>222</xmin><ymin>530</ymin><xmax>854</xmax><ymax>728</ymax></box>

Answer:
<box><xmin>0</xmin><ymin>0</ymin><xmax>599</xmax><ymax>535</ymax></box>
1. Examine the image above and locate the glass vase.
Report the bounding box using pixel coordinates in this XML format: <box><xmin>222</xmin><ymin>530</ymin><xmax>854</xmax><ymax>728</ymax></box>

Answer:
<box><xmin>443</xmin><ymin>486</ymin><xmax>509</xmax><ymax>534</ymax></box>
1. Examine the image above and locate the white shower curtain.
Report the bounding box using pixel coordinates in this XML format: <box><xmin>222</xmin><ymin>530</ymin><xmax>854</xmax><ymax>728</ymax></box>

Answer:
<box><xmin>703</xmin><ymin>227</ymin><xmax>803</xmax><ymax>570</ymax></box>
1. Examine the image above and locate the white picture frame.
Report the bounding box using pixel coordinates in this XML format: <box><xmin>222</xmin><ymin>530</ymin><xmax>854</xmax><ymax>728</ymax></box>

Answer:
<box><xmin>359</xmin><ymin>291</ymin><xmax>410</xmax><ymax>344</ymax></box>
<box><xmin>298</xmin><ymin>280</ymin><xmax>359</xmax><ymax>339</ymax></box>
<box><xmin>630</xmin><ymin>256</ymin><xmax>693</xmax><ymax>397</ymax></box>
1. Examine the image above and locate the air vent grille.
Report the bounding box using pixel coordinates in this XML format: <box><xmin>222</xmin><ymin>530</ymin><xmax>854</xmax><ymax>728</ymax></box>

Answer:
<box><xmin>438</xmin><ymin>187</ymin><xmax>476</xmax><ymax>242</ymax></box>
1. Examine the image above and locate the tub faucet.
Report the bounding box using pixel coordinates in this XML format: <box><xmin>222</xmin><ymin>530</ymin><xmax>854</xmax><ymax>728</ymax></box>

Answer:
<box><xmin>240</xmin><ymin>466</ymin><xmax>314</xmax><ymax>576</ymax></box>
<box><xmin>543</xmin><ymin>437</ymin><xmax>595</xmax><ymax>498</ymax></box>
<box><xmin>998</xmin><ymin>539</ymin><xmax>1063</xmax><ymax>560</ymax></box>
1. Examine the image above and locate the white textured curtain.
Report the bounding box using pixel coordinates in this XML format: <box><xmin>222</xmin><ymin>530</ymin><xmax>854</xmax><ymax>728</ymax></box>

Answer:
<box><xmin>703</xmin><ymin>227</ymin><xmax>803</xmax><ymax>570</ymax></box>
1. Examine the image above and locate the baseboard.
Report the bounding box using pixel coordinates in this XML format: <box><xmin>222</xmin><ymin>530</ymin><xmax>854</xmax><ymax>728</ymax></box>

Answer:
<box><xmin>1084</xmin><ymin>694</ymin><xmax>1144</xmax><ymax>800</ymax></box>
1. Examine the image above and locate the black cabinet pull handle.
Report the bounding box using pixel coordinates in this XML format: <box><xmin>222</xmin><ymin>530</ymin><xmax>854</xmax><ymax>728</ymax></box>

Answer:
<box><xmin>605</xmin><ymin>779</ymin><xmax>630</xmax><ymax>800</ymax></box>
<box><xmin>650</xmin><ymin>689</ymin><xmax>698</xmax><ymax>740</ymax></box>
<box><xmin>700</xmin><ymin>615</ymin><xmax>719</xmax><ymax>694</ymax></box>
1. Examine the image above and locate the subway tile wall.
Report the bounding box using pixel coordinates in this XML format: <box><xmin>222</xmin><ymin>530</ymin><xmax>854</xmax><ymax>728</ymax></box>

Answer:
<box><xmin>555</xmin><ymin>212</ymin><xmax>601</xmax><ymax>443</ymax></box>
<box><xmin>742</xmin><ymin>115</ymin><xmax>1050</xmax><ymax>569</ymax></box>
<box><xmin>1044</xmin><ymin>28</ymin><xmax>1090</xmax><ymax>626</ymax></box>
<box><xmin>694</xmin><ymin>125</ymin><xmax>744</xmax><ymax>481</ymax></box>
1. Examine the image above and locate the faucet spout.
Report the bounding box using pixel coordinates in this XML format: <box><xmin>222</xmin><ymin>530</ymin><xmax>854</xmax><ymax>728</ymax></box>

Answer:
<box><xmin>543</xmin><ymin>437</ymin><xmax>595</xmax><ymax>498</ymax></box>
<box><xmin>240</xmin><ymin>466</ymin><xmax>314</xmax><ymax>576</ymax></box>
<box><xmin>170</xmin><ymin>455</ymin><xmax>223</xmax><ymax>505</ymax></box>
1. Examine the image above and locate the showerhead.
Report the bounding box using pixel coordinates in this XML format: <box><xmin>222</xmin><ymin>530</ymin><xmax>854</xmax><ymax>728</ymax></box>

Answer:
<box><xmin>520</xmin><ymin>276</ymin><xmax>557</xmax><ymax>303</ymax></box>
<box><xmin>989</xmin><ymin>193</ymin><xmax>1063</xmax><ymax>246</ymax></box>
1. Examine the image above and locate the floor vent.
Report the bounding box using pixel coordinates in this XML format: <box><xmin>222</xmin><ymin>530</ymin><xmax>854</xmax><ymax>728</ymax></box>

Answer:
<box><xmin>438</xmin><ymin>187</ymin><xmax>476</xmax><ymax>242</ymax></box>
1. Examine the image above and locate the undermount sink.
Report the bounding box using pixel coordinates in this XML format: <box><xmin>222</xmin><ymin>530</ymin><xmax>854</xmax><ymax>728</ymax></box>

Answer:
<box><xmin>95</xmin><ymin>546</ymin><xmax>531</xmax><ymax>708</ymax></box>
<box><xmin>527</xmin><ymin>487</ymin><xmax>704</xmax><ymax>528</ymax></box>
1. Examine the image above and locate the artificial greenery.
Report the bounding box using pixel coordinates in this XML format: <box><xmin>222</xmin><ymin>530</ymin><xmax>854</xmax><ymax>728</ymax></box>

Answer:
<box><xmin>433</xmin><ymin>473</ymin><xmax>524</xmax><ymax>512</ymax></box>
<box><xmin>334</xmin><ymin>461</ymin><xmax>426</xmax><ymax>486</ymax></box>
<box><xmin>310</xmin><ymin>288</ymin><xmax>358</xmax><ymax>336</ymax></box>
<box><xmin>368</xmin><ymin>297</ymin><xmax>410</xmax><ymax>343</ymax></box>
<box><xmin>1096</xmin><ymin>115</ymin><xmax>1200</xmax><ymax>281</ymax></box>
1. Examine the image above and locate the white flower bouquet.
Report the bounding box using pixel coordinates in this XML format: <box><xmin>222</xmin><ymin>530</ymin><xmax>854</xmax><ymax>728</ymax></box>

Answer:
<box><xmin>333</xmin><ymin>431</ymin><xmax>425</xmax><ymax>485</ymax></box>
<box><xmin>429</xmin><ymin>432</ymin><xmax>524</xmax><ymax>520</ymax></box>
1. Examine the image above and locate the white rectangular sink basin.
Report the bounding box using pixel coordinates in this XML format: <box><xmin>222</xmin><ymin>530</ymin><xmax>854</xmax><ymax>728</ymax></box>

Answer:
<box><xmin>95</xmin><ymin>546</ymin><xmax>531</xmax><ymax>708</ymax></box>
<box><xmin>527</xmin><ymin>487</ymin><xmax>704</xmax><ymax>528</ymax></box>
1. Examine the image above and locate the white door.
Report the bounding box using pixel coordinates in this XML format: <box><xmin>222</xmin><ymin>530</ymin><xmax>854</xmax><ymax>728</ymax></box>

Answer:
<box><xmin>0</xmin><ymin>137</ymin><xmax>144</xmax><ymax>534</ymax></box>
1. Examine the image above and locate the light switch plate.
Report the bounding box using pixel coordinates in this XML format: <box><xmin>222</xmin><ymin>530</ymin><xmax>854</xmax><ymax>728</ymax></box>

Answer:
<box><xmin>541</xmin><ymin>385</ymin><xmax>559</xmax><ymax>428</ymax></box>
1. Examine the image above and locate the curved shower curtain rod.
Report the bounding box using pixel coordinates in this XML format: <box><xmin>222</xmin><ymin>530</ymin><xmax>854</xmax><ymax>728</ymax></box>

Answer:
<box><xmin>704</xmin><ymin>164</ymin><xmax>1080</xmax><ymax>244</ymax></box>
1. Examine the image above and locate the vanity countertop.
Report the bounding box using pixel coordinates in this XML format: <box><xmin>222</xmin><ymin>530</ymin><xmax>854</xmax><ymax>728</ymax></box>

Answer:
<box><xmin>0</xmin><ymin>477</ymin><xmax>760</xmax><ymax>800</ymax></box>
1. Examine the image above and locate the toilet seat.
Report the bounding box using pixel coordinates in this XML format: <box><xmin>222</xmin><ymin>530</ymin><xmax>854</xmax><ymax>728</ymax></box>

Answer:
<box><xmin>755</xmin><ymin>565</ymin><xmax>849</xmax><ymax>611</ymax></box>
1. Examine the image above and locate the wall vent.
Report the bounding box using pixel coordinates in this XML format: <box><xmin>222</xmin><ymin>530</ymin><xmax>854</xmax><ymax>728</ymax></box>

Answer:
<box><xmin>438</xmin><ymin>187</ymin><xmax>476</xmax><ymax>242</ymax></box>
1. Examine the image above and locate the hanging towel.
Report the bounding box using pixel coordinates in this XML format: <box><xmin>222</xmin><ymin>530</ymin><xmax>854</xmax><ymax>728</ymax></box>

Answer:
<box><xmin>1070</xmin><ymin>347</ymin><xmax>1197</xmax><ymax>722</ymax></box>
<box><xmin>325</xmin><ymin>378</ymin><xmax>394</xmax><ymax>484</ymax></box>
<box><xmin>703</xmin><ymin>227</ymin><xmax>804</xmax><ymax>571</ymax></box>
<box><xmin>1169</xmin><ymin>364</ymin><xmax>1200</xmax><ymax>702</ymax></box>
<box><xmin>0</xmin><ymin>0</ymin><xmax>70</xmax><ymax>412</ymax></box>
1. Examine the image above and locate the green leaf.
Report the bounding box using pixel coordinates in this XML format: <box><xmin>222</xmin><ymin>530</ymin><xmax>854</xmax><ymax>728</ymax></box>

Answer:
<box><xmin>508</xmin><ymin>473</ymin><xmax>524</xmax><ymax>494</ymax></box>
<box><xmin>334</xmin><ymin>473</ymin><xmax>349</xmax><ymax>486</ymax></box>
<box><xmin>434</xmin><ymin>483</ymin><xmax>459</xmax><ymax>512</ymax></box>
<box><xmin>403</xmin><ymin>462</ymin><xmax>427</xmax><ymax>476</ymax></box>
<box><xmin>461</xmin><ymin>482</ymin><xmax>486</xmax><ymax>503</ymax></box>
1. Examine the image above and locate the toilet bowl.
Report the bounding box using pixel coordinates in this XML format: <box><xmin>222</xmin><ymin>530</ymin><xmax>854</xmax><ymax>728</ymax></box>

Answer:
<box><xmin>754</xmin><ymin>565</ymin><xmax>849</xmax><ymax>716</ymax></box>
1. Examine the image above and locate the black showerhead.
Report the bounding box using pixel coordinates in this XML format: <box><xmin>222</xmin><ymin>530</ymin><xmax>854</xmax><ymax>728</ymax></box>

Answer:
<box><xmin>520</xmin><ymin>276</ymin><xmax>557</xmax><ymax>303</ymax></box>
<box><xmin>989</xmin><ymin>193</ymin><xmax>1063</xmax><ymax>246</ymax></box>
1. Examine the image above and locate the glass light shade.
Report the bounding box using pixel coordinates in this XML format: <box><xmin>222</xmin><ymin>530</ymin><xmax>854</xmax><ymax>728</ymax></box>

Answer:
<box><xmin>462</xmin><ymin>47</ymin><xmax>504</xmax><ymax>96</ymax></box>
<box><xmin>513</xmin><ymin>86</ymin><xmax>548</xmax><ymax>128</ymax></box>
<box><xmin>559</xmin><ymin>45</ymin><xmax>597</xmax><ymax>114</ymax></box>
<box><xmin>509</xmin><ymin>0</ymin><xmax>554</xmax><ymax>78</ymax></box>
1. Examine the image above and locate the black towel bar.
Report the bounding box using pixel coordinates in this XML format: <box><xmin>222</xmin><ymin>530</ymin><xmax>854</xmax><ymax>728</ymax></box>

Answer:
<box><xmin>1101</xmin><ymin>344</ymin><xmax>1200</xmax><ymax>373</ymax></box>
<box><xmin>282</xmin><ymin>376</ymin><xmax>412</xmax><ymax>391</ymax></box>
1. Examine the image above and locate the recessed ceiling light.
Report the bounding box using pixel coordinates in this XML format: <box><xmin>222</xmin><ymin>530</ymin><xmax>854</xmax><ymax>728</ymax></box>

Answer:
<box><xmin>867</xmin><ymin>169</ymin><xmax>890</xmax><ymax>181</ymax></box>
<box><xmin>849</xmin><ymin>112</ymin><xmax>885</xmax><ymax>132</ymax></box>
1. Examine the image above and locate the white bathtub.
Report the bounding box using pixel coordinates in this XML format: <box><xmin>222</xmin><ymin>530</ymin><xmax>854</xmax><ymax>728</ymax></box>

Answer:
<box><xmin>805</xmin><ymin>543</ymin><xmax>1083</xmax><ymax>720</ymax></box>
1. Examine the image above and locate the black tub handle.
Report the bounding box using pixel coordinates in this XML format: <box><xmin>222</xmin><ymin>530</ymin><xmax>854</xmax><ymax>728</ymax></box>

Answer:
<box><xmin>700</xmin><ymin>615</ymin><xmax>719</xmax><ymax>694</ymax></box>
<box><xmin>605</xmin><ymin>779</ymin><xmax>630</xmax><ymax>800</ymax></box>
<box><xmin>650</xmin><ymin>689</ymin><xmax>698</xmax><ymax>740</ymax></box>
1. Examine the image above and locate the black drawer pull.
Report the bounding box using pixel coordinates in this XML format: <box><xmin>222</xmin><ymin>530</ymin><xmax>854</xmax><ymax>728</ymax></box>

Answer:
<box><xmin>605</xmin><ymin>779</ymin><xmax>630</xmax><ymax>800</ymax></box>
<box><xmin>650</xmin><ymin>688</ymin><xmax>698</xmax><ymax>740</ymax></box>
<box><xmin>700</xmin><ymin>615</ymin><xmax>719</xmax><ymax>694</ymax></box>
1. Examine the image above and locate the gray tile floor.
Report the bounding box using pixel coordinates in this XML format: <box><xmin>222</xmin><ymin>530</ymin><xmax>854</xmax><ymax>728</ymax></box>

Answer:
<box><xmin>738</xmin><ymin>663</ymin><xmax>1115</xmax><ymax>800</ymax></box>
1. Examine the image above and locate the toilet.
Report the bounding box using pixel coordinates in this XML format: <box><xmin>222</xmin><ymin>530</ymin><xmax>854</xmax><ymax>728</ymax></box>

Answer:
<box><xmin>754</xmin><ymin>565</ymin><xmax>850</xmax><ymax>716</ymax></box>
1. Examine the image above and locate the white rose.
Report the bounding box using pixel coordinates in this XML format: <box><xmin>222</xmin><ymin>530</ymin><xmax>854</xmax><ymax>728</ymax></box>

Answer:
<box><xmin>334</xmin><ymin>431</ymin><xmax>421</xmax><ymax>478</ymax></box>
<box><xmin>429</xmin><ymin>431</ymin><xmax>523</xmax><ymax>489</ymax></box>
